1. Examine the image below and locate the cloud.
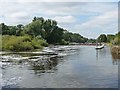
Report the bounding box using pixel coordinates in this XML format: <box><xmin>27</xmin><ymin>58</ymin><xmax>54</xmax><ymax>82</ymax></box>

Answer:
<box><xmin>74</xmin><ymin>10</ymin><xmax>118</xmax><ymax>38</ymax></box>
<box><xmin>5</xmin><ymin>12</ymin><xmax>29</xmax><ymax>19</ymax></box>
<box><xmin>0</xmin><ymin>1</ymin><xmax>118</xmax><ymax>38</ymax></box>
<box><xmin>53</xmin><ymin>16</ymin><xmax>76</xmax><ymax>24</ymax></box>
<box><xmin>1</xmin><ymin>0</ymin><xmax>119</xmax><ymax>2</ymax></box>
<box><xmin>75</xmin><ymin>10</ymin><xmax>118</xmax><ymax>30</ymax></box>
<box><xmin>4</xmin><ymin>12</ymin><xmax>31</xmax><ymax>25</ymax></box>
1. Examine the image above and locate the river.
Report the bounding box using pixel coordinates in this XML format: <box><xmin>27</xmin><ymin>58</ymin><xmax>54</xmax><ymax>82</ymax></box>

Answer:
<box><xmin>0</xmin><ymin>45</ymin><xmax>118</xmax><ymax>88</ymax></box>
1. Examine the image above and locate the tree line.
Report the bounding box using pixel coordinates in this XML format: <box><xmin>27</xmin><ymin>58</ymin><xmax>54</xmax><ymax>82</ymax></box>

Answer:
<box><xmin>97</xmin><ymin>32</ymin><xmax>120</xmax><ymax>45</ymax></box>
<box><xmin>1</xmin><ymin>16</ymin><xmax>119</xmax><ymax>51</ymax></box>
<box><xmin>0</xmin><ymin>17</ymin><xmax>88</xmax><ymax>45</ymax></box>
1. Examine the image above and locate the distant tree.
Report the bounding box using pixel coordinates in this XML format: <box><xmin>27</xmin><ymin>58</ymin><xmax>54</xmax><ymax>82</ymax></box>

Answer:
<box><xmin>113</xmin><ymin>32</ymin><xmax>120</xmax><ymax>45</ymax></box>
<box><xmin>24</xmin><ymin>18</ymin><xmax>44</xmax><ymax>37</ymax></box>
<box><xmin>1</xmin><ymin>17</ymin><xmax>89</xmax><ymax>45</ymax></box>
<box><xmin>33</xmin><ymin>17</ymin><xmax>37</xmax><ymax>22</ymax></box>
<box><xmin>0</xmin><ymin>24</ymin><xmax>2</xmax><ymax>34</ymax></box>
<box><xmin>87</xmin><ymin>39</ymin><xmax>96</xmax><ymax>43</ymax></box>
<box><xmin>97</xmin><ymin>34</ymin><xmax>107</xmax><ymax>42</ymax></box>
<box><xmin>24</xmin><ymin>17</ymin><xmax>64</xmax><ymax>44</ymax></box>
<box><xmin>62</xmin><ymin>32</ymin><xmax>88</xmax><ymax>43</ymax></box>
<box><xmin>47</xmin><ymin>26</ymin><xmax>63</xmax><ymax>44</ymax></box>
<box><xmin>17</xmin><ymin>24</ymin><xmax>23</xmax><ymax>30</ymax></box>
<box><xmin>8</xmin><ymin>26</ymin><xmax>17</xmax><ymax>35</ymax></box>
<box><xmin>43</xmin><ymin>19</ymin><xmax>58</xmax><ymax>43</ymax></box>
<box><xmin>1</xmin><ymin>23</ymin><xmax>9</xmax><ymax>35</ymax></box>
<box><xmin>16</xmin><ymin>24</ymin><xmax>24</xmax><ymax>36</ymax></box>
<box><xmin>62</xmin><ymin>32</ymin><xmax>73</xmax><ymax>42</ymax></box>
<box><xmin>107</xmin><ymin>34</ymin><xmax>115</xmax><ymax>43</ymax></box>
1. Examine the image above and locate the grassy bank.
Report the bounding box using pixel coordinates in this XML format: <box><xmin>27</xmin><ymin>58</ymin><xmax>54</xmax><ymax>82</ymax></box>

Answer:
<box><xmin>107</xmin><ymin>32</ymin><xmax>120</xmax><ymax>59</ymax></box>
<box><xmin>1</xmin><ymin>35</ymin><xmax>48</xmax><ymax>52</ymax></box>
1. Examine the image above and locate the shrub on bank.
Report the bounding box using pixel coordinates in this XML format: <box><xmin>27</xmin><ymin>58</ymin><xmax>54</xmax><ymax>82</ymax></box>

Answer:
<box><xmin>2</xmin><ymin>35</ymin><xmax>48</xmax><ymax>51</ymax></box>
<box><xmin>60</xmin><ymin>39</ymin><xmax>69</xmax><ymax>45</ymax></box>
<box><xmin>113</xmin><ymin>37</ymin><xmax>120</xmax><ymax>45</ymax></box>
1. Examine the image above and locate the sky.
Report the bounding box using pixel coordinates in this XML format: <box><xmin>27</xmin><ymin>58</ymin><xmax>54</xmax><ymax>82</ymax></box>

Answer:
<box><xmin>0</xmin><ymin>0</ymin><xmax>119</xmax><ymax>39</ymax></box>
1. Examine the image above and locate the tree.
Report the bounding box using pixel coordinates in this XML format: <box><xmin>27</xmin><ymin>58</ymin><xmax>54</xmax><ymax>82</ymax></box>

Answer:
<box><xmin>24</xmin><ymin>18</ymin><xmax>45</xmax><ymax>37</ymax></box>
<box><xmin>24</xmin><ymin>17</ymin><xmax>63</xmax><ymax>44</ymax></box>
<box><xmin>43</xmin><ymin>19</ymin><xmax>58</xmax><ymax>43</ymax></box>
<box><xmin>47</xmin><ymin>26</ymin><xmax>63</xmax><ymax>44</ymax></box>
<box><xmin>1</xmin><ymin>17</ymin><xmax>89</xmax><ymax>45</ymax></box>
<box><xmin>8</xmin><ymin>26</ymin><xmax>17</xmax><ymax>35</ymax></box>
<box><xmin>62</xmin><ymin>32</ymin><xmax>88</xmax><ymax>43</ymax></box>
<box><xmin>97</xmin><ymin>34</ymin><xmax>107</xmax><ymax>42</ymax></box>
<box><xmin>33</xmin><ymin>17</ymin><xmax>37</xmax><ymax>22</ymax></box>
<box><xmin>107</xmin><ymin>34</ymin><xmax>115</xmax><ymax>43</ymax></box>
<box><xmin>1</xmin><ymin>23</ymin><xmax>10</xmax><ymax>35</ymax></box>
<box><xmin>16</xmin><ymin>24</ymin><xmax>24</xmax><ymax>36</ymax></box>
<box><xmin>113</xmin><ymin>32</ymin><xmax>120</xmax><ymax>45</ymax></box>
<box><xmin>87</xmin><ymin>39</ymin><xmax>96</xmax><ymax>43</ymax></box>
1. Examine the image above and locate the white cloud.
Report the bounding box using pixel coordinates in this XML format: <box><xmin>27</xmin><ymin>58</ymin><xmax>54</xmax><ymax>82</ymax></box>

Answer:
<box><xmin>0</xmin><ymin>1</ymin><xmax>118</xmax><ymax>38</ymax></box>
<box><xmin>53</xmin><ymin>16</ymin><xmax>76</xmax><ymax>24</ymax></box>
<box><xmin>74</xmin><ymin>10</ymin><xmax>118</xmax><ymax>38</ymax></box>
<box><xmin>5</xmin><ymin>12</ymin><xmax>29</xmax><ymax>19</ymax></box>
<box><xmin>4</xmin><ymin>12</ymin><xmax>31</xmax><ymax>25</ymax></box>
<box><xmin>1</xmin><ymin>0</ymin><xmax>119</xmax><ymax>2</ymax></box>
<box><xmin>75</xmin><ymin>10</ymin><xmax>118</xmax><ymax>29</ymax></box>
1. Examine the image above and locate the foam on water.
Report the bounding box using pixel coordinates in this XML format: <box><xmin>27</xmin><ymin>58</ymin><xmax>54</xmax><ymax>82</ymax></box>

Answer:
<box><xmin>2</xmin><ymin>77</ymin><xmax>22</xmax><ymax>88</ymax></box>
<box><xmin>1</xmin><ymin>45</ymin><xmax>81</xmax><ymax>88</ymax></box>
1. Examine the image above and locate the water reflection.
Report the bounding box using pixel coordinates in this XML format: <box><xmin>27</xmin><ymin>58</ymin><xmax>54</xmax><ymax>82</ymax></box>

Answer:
<box><xmin>95</xmin><ymin>48</ymin><xmax>107</xmax><ymax>60</ymax></box>
<box><xmin>111</xmin><ymin>52</ymin><xmax>120</xmax><ymax>59</ymax></box>
<box><xmin>96</xmin><ymin>50</ymin><xmax>98</xmax><ymax>60</ymax></box>
<box><xmin>96</xmin><ymin>47</ymin><xmax>120</xmax><ymax>65</ymax></box>
<box><xmin>111</xmin><ymin>52</ymin><xmax>120</xmax><ymax>65</ymax></box>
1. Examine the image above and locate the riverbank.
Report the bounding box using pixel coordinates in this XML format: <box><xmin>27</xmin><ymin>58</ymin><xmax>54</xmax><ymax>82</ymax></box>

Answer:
<box><xmin>1</xmin><ymin>35</ymin><xmax>48</xmax><ymax>52</ymax></box>
<box><xmin>111</xmin><ymin>46</ymin><xmax>120</xmax><ymax>59</ymax></box>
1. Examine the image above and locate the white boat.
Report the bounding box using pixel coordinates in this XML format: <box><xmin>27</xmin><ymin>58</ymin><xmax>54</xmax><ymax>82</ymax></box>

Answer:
<box><xmin>95</xmin><ymin>44</ymin><xmax>104</xmax><ymax>49</ymax></box>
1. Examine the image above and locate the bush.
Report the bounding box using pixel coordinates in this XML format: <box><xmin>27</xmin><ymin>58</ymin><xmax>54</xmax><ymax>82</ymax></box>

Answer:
<box><xmin>32</xmin><ymin>38</ymin><xmax>48</xmax><ymax>49</ymax></box>
<box><xmin>60</xmin><ymin>39</ymin><xmax>69</xmax><ymax>45</ymax></box>
<box><xmin>31</xmin><ymin>38</ymin><xmax>43</xmax><ymax>49</ymax></box>
<box><xmin>38</xmin><ymin>39</ymin><xmax>48</xmax><ymax>47</ymax></box>
<box><xmin>113</xmin><ymin>37</ymin><xmax>120</xmax><ymax>45</ymax></box>
<box><xmin>2</xmin><ymin>35</ymin><xmax>48</xmax><ymax>51</ymax></box>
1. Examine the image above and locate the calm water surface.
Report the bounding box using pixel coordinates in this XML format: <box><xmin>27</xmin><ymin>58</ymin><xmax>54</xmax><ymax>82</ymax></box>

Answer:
<box><xmin>0</xmin><ymin>45</ymin><xmax>118</xmax><ymax>88</ymax></box>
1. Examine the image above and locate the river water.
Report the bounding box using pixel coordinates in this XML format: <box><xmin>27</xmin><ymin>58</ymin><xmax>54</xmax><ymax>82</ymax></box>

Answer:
<box><xmin>0</xmin><ymin>45</ymin><xmax>118</xmax><ymax>88</ymax></box>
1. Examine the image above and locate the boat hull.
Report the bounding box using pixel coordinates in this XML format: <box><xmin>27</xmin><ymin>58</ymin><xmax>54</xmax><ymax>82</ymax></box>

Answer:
<box><xmin>95</xmin><ymin>44</ymin><xmax>104</xmax><ymax>50</ymax></box>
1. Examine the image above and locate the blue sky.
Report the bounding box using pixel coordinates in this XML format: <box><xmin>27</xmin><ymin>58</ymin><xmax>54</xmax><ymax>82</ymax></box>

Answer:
<box><xmin>0</xmin><ymin>0</ymin><xmax>118</xmax><ymax>38</ymax></box>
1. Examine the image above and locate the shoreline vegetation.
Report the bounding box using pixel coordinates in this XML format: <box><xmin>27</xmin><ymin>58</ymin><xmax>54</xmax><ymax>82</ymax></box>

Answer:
<box><xmin>1</xmin><ymin>35</ymin><xmax>48</xmax><ymax>52</ymax></box>
<box><xmin>0</xmin><ymin>17</ymin><xmax>89</xmax><ymax>51</ymax></box>
<box><xmin>108</xmin><ymin>32</ymin><xmax>120</xmax><ymax>59</ymax></box>
<box><xmin>111</xmin><ymin>46</ymin><xmax>120</xmax><ymax>59</ymax></box>
<box><xmin>0</xmin><ymin>17</ymin><xmax>120</xmax><ymax>59</ymax></box>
